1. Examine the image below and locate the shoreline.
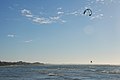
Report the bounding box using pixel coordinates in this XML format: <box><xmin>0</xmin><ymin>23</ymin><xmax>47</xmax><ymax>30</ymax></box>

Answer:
<box><xmin>1</xmin><ymin>61</ymin><xmax>120</xmax><ymax>67</ymax></box>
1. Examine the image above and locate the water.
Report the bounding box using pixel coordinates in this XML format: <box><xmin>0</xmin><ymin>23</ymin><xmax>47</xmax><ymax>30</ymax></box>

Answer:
<box><xmin>0</xmin><ymin>65</ymin><xmax>120</xmax><ymax>80</ymax></box>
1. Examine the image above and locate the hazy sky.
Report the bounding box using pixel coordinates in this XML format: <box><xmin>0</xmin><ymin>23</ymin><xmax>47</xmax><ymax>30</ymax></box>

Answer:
<box><xmin>0</xmin><ymin>0</ymin><xmax>120</xmax><ymax>64</ymax></box>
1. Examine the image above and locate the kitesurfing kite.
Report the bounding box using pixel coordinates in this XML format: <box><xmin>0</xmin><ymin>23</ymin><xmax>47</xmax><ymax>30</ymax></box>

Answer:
<box><xmin>90</xmin><ymin>61</ymin><xmax>93</xmax><ymax>63</ymax></box>
<box><xmin>83</xmin><ymin>9</ymin><xmax>92</xmax><ymax>16</ymax></box>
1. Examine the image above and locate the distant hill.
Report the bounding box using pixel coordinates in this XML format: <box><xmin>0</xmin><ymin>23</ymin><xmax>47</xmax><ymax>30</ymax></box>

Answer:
<box><xmin>0</xmin><ymin>61</ymin><xmax>44</xmax><ymax>66</ymax></box>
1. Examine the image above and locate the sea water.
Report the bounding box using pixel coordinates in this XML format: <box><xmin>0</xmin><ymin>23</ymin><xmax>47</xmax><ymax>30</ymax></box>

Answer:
<box><xmin>0</xmin><ymin>65</ymin><xmax>120</xmax><ymax>80</ymax></box>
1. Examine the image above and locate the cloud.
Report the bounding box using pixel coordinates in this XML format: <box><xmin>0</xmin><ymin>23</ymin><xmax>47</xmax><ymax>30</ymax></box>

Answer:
<box><xmin>24</xmin><ymin>40</ymin><xmax>32</xmax><ymax>43</ymax></box>
<box><xmin>33</xmin><ymin>17</ymin><xmax>52</xmax><ymax>24</ymax></box>
<box><xmin>50</xmin><ymin>16</ymin><xmax>60</xmax><ymax>20</ymax></box>
<box><xmin>59</xmin><ymin>19</ymin><xmax>66</xmax><ymax>23</ymax></box>
<box><xmin>90</xmin><ymin>14</ymin><xmax>103</xmax><ymax>20</ymax></box>
<box><xmin>96</xmin><ymin>0</ymin><xmax>104</xmax><ymax>2</ymax></box>
<box><xmin>57</xmin><ymin>11</ymin><xmax>64</xmax><ymax>15</ymax></box>
<box><xmin>32</xmin><ymin>16</ymin><xmax>64</xmax><ymax>24</ymax></box>
<box><xmin>69</xmin><ymin>11</ymin><xmax>79</xmax><ymax>16</ymax></box>
<box><xmin>21</xmin><ymin>9</ymin><xmax>33</xmax><ymax>18</ymax></box>
<box><xmin>66</xmin><ymin>9</ymin><xmax>83</xmax><ymax>16</ymax></box>
<box><xmin>7</xmin><ymin>34</ymin><xmax>15</xmax><ymax>38</ymax></box>
<box><xmin>57</xmin><ymin>7</ymin><xmax>62</xmax><ymax>10</ymax></box>
<box><xmin>21</xmin><ymin>9</ymin><xmax>65</xmax><ymax>24</ymax></box>
<box><xmin>96</xmin><ymin>0</ymin><xmax>105</xmax><ymax>4</ymax></box>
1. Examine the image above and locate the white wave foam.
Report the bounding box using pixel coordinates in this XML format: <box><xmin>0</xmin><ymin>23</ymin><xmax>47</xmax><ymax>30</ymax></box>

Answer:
<box><xmin>101</xmin><ymin>69</ymin><xmax>120</xmax><ymax>74</ymax></box>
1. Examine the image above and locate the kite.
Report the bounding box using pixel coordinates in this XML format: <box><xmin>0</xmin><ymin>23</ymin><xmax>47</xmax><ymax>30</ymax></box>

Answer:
<box><xmin>83</xmin><ymin>9</ymin><xmax>92</xmax><ymax>16</ymax></box>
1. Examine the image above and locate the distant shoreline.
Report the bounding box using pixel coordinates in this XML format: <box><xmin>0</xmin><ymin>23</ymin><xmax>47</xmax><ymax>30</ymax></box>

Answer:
<box><xmin>0</xmin><ymin>61</ymin><xmax>44</xmax><ymax>66</ymax></box>
<box><xmin>1</xmin><ymin>61</ymin><xmax>120</xmax><ymax>66</ymax></box>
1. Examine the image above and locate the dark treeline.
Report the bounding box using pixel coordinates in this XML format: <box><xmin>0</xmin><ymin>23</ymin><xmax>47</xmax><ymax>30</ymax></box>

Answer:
<box><xmin>0</xmin><ymin>61</ymin><xmax>44</xmax><ymax>66</ymax></box>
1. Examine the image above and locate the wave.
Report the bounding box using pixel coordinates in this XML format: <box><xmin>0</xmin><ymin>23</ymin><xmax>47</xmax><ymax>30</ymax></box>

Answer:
<box><xmin>101</xmin><ymin>69</ymin><xmax>120</xmax><ymax>74</ymax></box>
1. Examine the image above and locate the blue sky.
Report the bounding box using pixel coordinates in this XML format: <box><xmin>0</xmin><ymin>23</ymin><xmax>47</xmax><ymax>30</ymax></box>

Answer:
<box><xmin>0</xmin><ymin>0</ymin><xmax>120</xmax><ymax>64</ymax></box>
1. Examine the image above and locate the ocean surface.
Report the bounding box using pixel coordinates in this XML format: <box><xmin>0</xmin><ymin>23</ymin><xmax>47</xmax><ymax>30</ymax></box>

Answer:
<box><xmin>0</xmin><ymin>65</ymin><xmax>120</xmax><ymax>80</ymax></box>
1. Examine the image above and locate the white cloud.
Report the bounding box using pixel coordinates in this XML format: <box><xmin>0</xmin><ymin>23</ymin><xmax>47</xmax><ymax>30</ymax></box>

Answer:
<box><xmin>57</xmin><ymin>11</ymin><xmax>64</xmax><ymax>15</ymax></box>
<box><xmin>50</xmin><ymin>16</ymin><xmax>60</xmax><ymax>20</ymax></box>
<box><xmin>66</xmin><ymin>10</ymin><xmax>83</xmax><ymax>16</ymax></box>
<box><xmin>90</xmin><ymin>14</ymin><xmax>103</xmax><ymax>20</ymax></box>
<box><xmin>21</xmin><ymin>9</ymin><xmax>33</xmax><ymax>18</ymax></box>
<box><xmin>25</xmin><ymin>40</ymin><xmax>32</xmax><ymax>43</ymax></box>
<box><xmin>71</xmin><ymin>11</ymin><xmax>79</xmax><ymax>16</ymax></box>
<box><xmin>96</xmin><ymin>0</ymin><xmax>105</xmax><ymax>4</ymax></box>
<box><xmin>50</xmin><ymin>16</ymin><xmax>66</xmax><ymax>23</ymax></box>
<box><xmin>32</xmin><ymin>16</ymin><xmax>65</xmax><ymax>24</ymax></box>
<box><xmin>60</xmin><ymin>19</ymin><xmax>66</xmax><ymax>23</ymax></box>
<box><xmin>96</xmin><ymin>0</ymin><xmax>104</xmax><ymax>2</ymax></box>
<box><xmin>57</xmin><ymin>7</ymin><xmax>62</xmax><ymax>10</ymax></box>
<box><xmin>21</xmin><ymin>9</ymin><xmax>65</xmax><ymax>24</ymax></box>
<box><xmin>33</xmin><ymin>17</ymin><xmax>52</xmax><ymax>24</ymax></box>
<box><xmin>7</xmin><ymin>34</ymin><xmax>15</xmax><ymax>38</ymax></box>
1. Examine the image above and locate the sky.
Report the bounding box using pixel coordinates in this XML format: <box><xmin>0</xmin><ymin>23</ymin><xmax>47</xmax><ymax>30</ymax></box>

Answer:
<box><xmin>0</xmin><ymin>0</ymin><xmax>120</xmax><ymax>64</ymax></box>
